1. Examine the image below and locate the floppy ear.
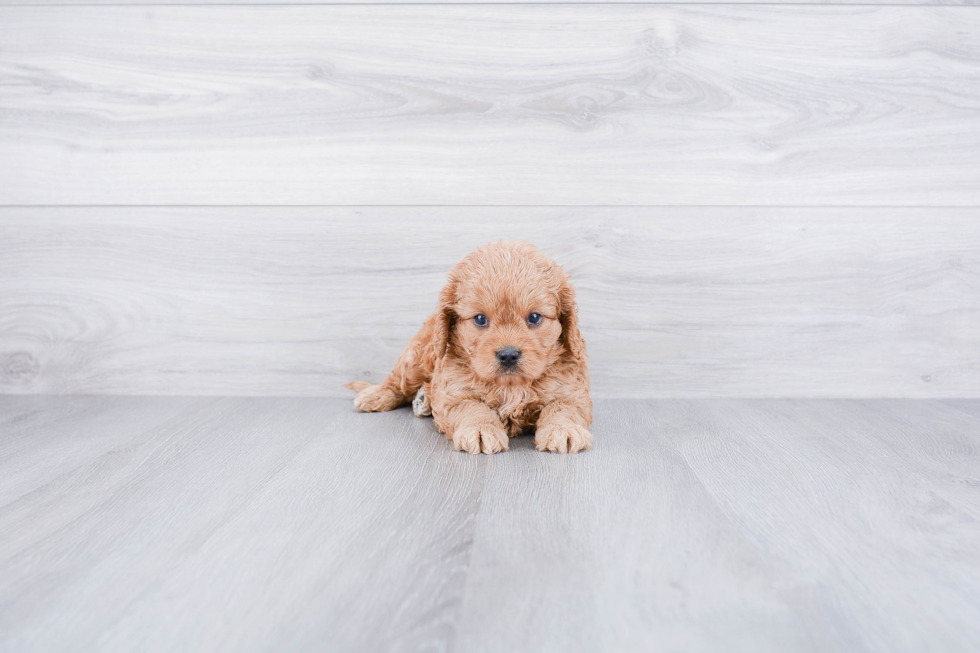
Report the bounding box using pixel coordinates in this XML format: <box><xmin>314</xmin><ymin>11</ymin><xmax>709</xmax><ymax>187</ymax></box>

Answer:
<box><xmin>431</xmin><ymin>272</ymin><xmax>458</xmax><ymax>358</ymax></box>
<box><xmin>558</xmin><ymin>273</ymin><xmax>586</xmax><ymax>362</ymax></box>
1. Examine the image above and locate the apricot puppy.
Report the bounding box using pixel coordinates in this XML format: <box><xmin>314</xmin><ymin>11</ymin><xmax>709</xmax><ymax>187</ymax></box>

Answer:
<box><xmin>346</xmin><ymin>241</ymin><xmax>592</xmax><ymax>454</ymax></box>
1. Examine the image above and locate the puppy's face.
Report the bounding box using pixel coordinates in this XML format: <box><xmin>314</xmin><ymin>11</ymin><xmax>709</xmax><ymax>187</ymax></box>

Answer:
<box><xmin>448</xmin><ymin>245</ymin><xmax>567</xmax><ymax>386</ymax></box>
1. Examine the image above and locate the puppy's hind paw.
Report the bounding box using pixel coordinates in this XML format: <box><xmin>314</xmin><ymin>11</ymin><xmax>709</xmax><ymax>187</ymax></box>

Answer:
<box><xmin>453</xmin><ymin>422</ymin><xmax>509</xmax><ymax>455</ymax></box>
<box><xmin>412</xmin><ymin>387</ymin><xmax>432</xmax><ymax>417</ymax></box>
<box><xmin>349</xmin><ymin>383</ymin><xmax>403</xmax><ymax>412</ymax></box>
<box><xmin>535</xmin><ymin>421</ymin><xmax>592</xmax><ymax>454</ymax></box>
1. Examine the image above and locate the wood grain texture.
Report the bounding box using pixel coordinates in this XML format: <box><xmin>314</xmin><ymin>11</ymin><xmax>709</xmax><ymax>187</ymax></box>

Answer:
<box><xmin>0</xmin><ymin>397</ymin><xmax>485</xmax><ymax>652</ymax></box>
<box><xmin>456</xmin><ymin>398</ymin><xmax>980</xmax><ymax>652</ymax></box>
<box><xmin>2</xmin><ymin>206</ymin><xmax>978</xmax><ymax>398</ymax></box>
<box><xmin>941</xmin><ymin>398</ymin><xmax>980</xmax><ymax>420</ymax></box>
<box><xmin>0</xmin><ymin>394</ymin><xmax>206</xmax><ymax>508</ymax></box>
<box><xmin>1</xmin><ymin>397</ymin><xmax>978</xmax><ymax>651</ymax></box>
<box><xmin>2</xmin><ymin>6</ymin><xmax>979</xmax><ymax>205</ymax></box>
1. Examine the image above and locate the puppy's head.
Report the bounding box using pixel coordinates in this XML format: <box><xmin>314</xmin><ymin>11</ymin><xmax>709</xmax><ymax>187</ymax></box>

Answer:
<box><xmin>436</xmin><ymin>241</ymin><xmax>585</xmax><ymax>385</ymax></box>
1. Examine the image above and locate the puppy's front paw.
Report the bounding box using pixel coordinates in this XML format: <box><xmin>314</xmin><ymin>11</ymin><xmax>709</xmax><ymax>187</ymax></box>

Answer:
<box><xmin>453</xmin><ymin>422</ymin><xmax>509</xmax><ymax>455</ymax></box>
<box><xmin>535</xmin><ymin>421</ymin><xmax>592</xmax><ymax>454</ymax></box>
<box><xmin>352</xmin><ymin>384</ymin><xmax>402</xmax><ymax>412</ymax></box>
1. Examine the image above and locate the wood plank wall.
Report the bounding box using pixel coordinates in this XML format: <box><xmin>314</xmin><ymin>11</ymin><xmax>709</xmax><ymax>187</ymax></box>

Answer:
<box><xmin>0</xmin><ymin>4</ymin><xmax>978</xmax><ymax>397</ymax></box>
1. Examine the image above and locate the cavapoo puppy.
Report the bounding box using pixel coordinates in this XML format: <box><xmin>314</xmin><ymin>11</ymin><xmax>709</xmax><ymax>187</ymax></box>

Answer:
<box><xmin>347</xmin><ymin>241</ymin><xmax>592</xmax><ymax>454</ymax></box>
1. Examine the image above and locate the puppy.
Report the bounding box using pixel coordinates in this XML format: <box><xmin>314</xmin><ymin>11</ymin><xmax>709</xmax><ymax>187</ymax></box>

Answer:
<box><xmin>346</xmin><ymin>241</ymin><xmax>592</xmax><ymax>454</ymax></box>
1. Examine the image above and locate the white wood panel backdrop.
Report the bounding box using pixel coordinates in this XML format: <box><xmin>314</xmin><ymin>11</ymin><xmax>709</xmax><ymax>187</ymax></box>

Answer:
<box><xmin>1</xmin><ymin>5</ymin><xmax>979</xmax><ymax>397</ymax></box>
<box><xmin>1</xmin><ymin>207</ymin><xmax>977</xmax><ymax>397</ymax></box>
<box><xmin>1</xmin><ymin>6</ymin><xmax>979</xmax><ymax>205</ymax></box>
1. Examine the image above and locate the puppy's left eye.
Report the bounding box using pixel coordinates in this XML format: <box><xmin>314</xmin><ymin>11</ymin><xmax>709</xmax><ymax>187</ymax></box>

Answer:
<box><xmin>526</xmin><ymin>312</ymin><xmax>543</xmax><ymax>327</ymax></box>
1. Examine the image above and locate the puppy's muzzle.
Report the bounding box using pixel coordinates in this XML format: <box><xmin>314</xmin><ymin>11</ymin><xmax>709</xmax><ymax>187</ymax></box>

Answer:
<box><xmin>496</xmin><ymin>346</ymin><xmax>522</xmax><ymax>369</ymax></box>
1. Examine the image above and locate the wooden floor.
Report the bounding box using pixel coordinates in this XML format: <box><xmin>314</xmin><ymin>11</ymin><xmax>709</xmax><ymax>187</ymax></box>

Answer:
<box><xmin>1</xmin><ymin>396</ymin><xmax>978</xmax><ymax>652</ymax></box>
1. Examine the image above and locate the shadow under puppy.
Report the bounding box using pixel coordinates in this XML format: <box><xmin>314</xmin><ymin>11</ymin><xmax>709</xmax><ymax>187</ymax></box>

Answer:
<box><xmin>347</xmin><ymin>241</ymin><xmax>592</xmax><ymax>454</ymax></box>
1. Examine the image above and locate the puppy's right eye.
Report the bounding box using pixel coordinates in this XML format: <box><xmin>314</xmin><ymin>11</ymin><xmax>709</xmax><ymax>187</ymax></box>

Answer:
<box><xmin>473</xmin><ymin>314</ymin><xmax>488</xmax><ymax>328</ymax></box>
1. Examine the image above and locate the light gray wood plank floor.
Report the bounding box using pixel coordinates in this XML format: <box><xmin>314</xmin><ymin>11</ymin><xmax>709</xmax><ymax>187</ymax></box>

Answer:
<box><xmin>2</xmin><ymin>396</ymin><xmax>978</xmax><ymax>652</ymax></box>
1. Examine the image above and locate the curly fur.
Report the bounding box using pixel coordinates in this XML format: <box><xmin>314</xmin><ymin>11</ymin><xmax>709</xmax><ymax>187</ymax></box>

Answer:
<box><xmin>346</xmin><ymin>241</ymin><xmax>592</xmax><ymax>454</ymax></box>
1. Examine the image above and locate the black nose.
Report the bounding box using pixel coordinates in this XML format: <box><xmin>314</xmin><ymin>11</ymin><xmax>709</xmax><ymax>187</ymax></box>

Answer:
<box><xmin>496</xmin><ymin>346</ymin><xmax>522</xmax><ymax>367</ymax></box>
